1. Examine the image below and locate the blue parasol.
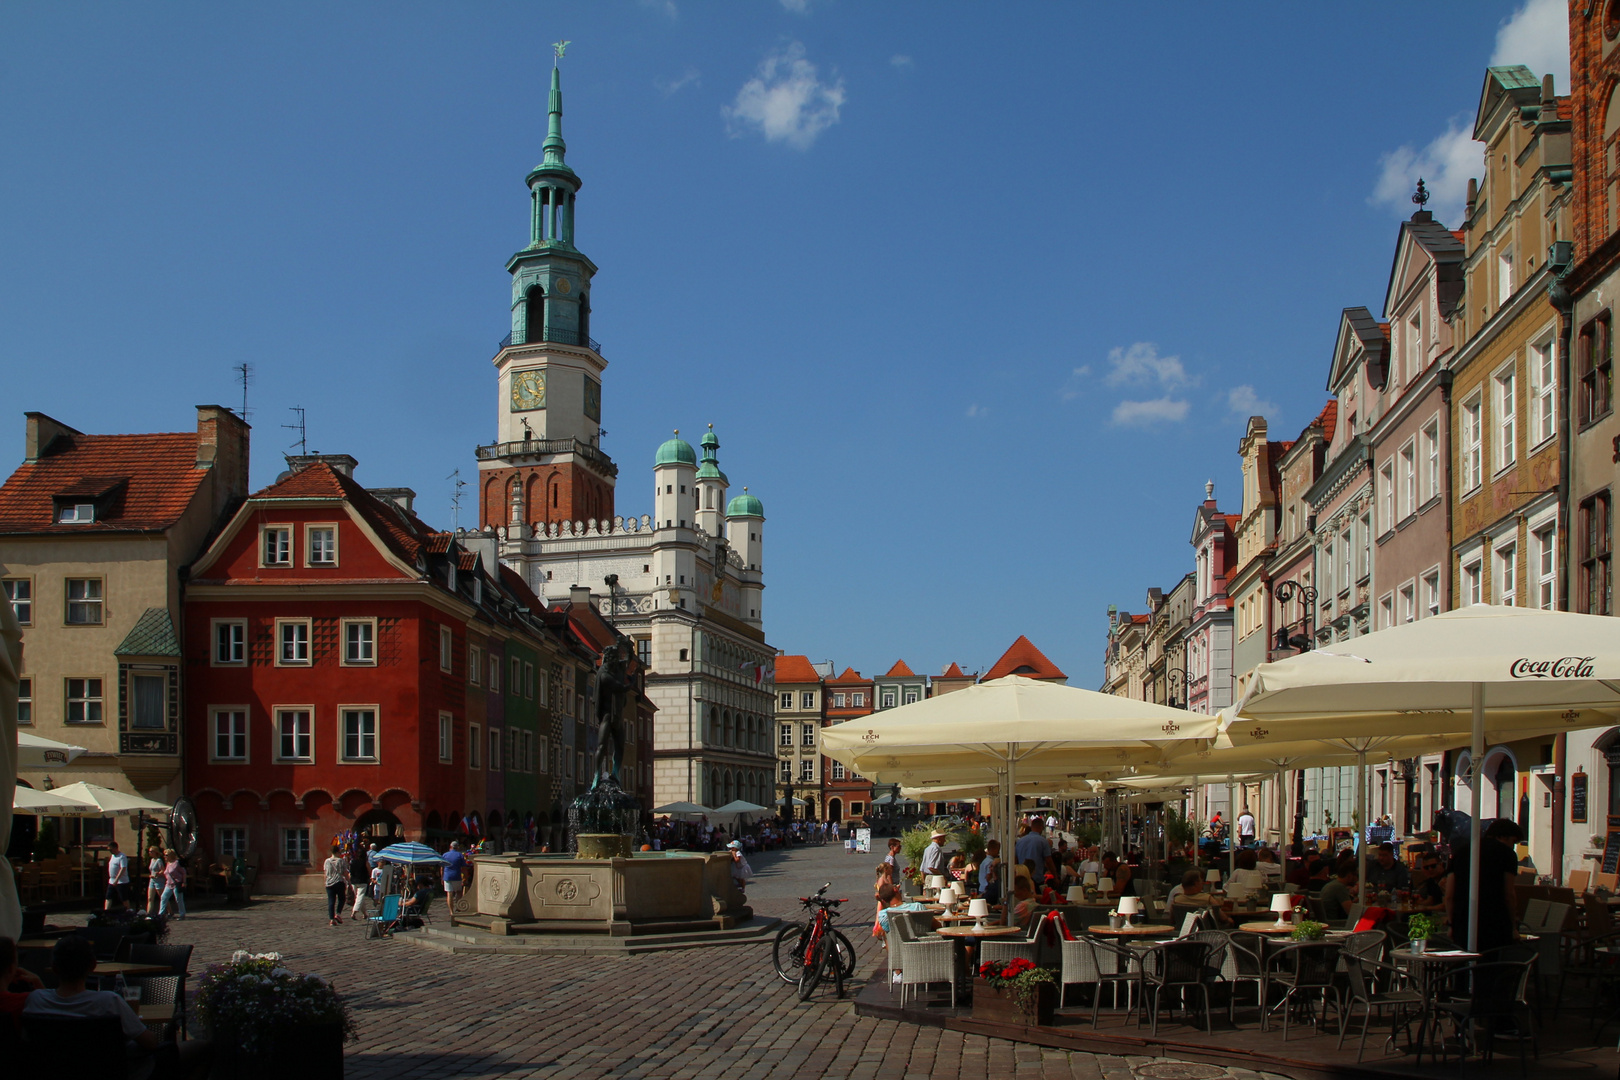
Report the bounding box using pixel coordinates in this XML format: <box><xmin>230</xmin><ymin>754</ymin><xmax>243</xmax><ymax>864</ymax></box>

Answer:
<box><xmin>376</xmin><ymin>841</ymin><xmax>446</xmax><ymax>866</ymax></box>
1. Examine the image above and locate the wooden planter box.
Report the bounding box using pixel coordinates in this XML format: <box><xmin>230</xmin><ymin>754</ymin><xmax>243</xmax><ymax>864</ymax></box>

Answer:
<box><xmin>971</xmin><ymin>978</ymin><xmax>1056</xmax><ymax>1027</ymax></box>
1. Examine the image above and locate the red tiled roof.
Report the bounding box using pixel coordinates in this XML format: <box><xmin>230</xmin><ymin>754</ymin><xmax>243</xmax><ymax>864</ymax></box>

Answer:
<box><xmin>774</xmin><ymin>655</ymin><xmax>822</xmax><ymax>684</ymax></box>
<box><xmin>882</xmin><ymin>659</ymin><xmax>916</xmax><ymax>678</ymax></box>
<box><xmin>1129</xmin><ymin>613</ymin><xmax>1150</xmax><ymax>625</ymax></box>
<box><xmin>940</xmin><ymin>662</ymin><xmax>967</xmax><ymax>678</ymax></box>
<box><xmin>982</xmin><ymin>635</ymin><xmax>1068</xmax><ymax>682</ymax></box>
<box><xmin>827</xmin><ymin>666</ymin><xmax>869</xmax><ymax>684</ymax></box>
<box><xmin>250</xmin><ymin>462</ymin><xmax>430</xmax><ymax>565</ymax></box>
<box><xmin>0</xmin><ymin>431</ymin><xmax>207</xmax><ymax>535</ymax></box>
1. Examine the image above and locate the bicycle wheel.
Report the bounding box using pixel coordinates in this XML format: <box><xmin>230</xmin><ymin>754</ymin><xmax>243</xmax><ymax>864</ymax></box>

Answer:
<box><xmin>830</xmin><ymin>928</ymin><xmax>856</xmax><ymax>979</ymax></box>
<box><xmin>773</xmin><ymin>921</ymin><xmax>809</xmax><ymax>983</ymax></box>
<box><xmin>822</xmin><ymin>935</ymin><xmax>846</xmax><ymax>999</ymax></box>
<box><xmin>798</xmin><ymin>932</ymin><xmax>827</xmax><ymax>1001</ymax></box>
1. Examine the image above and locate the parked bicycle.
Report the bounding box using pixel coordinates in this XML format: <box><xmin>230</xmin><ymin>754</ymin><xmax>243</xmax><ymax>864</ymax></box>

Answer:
<box><xmin>772</xmin><ymin>882</ymin><xmax>856</xmax><ymax>1000</ymax></box>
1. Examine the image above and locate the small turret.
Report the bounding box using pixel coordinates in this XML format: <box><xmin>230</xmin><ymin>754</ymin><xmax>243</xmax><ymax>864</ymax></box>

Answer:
<box><xmin>726</xmin><ymin>487</ymin><xmax>765</xmax><ymax>627</ymax></box>
<box><xmin>694</xmin><ymin>424</ymin><xmax>729</xmax><ymax>537</ymax></box>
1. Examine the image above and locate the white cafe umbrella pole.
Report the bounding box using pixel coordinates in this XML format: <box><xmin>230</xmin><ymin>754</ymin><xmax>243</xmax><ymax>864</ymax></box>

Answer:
<box><xmin>1226</xmin><ymin>774</ymin><xmax>1236</xmax><ymax>876</ymax></box>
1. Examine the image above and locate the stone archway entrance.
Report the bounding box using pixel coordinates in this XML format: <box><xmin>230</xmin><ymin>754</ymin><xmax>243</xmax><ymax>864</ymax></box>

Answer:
<box><xmin>357</xmin><ymin>808</ymin><xmax>404</xmax><ymax>843</ymax></box>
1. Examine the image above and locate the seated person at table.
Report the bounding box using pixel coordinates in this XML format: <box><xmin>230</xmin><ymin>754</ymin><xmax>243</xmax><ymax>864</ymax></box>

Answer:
<box><xmin>1364</xmin><ymin>843</ymin><xmax>1411</xmax><ymax>892</ymax></box>
<box><xmin>1077</xmin><ymin>846</ymin><xmax>1102</xmax><ymax>877</ymax></box>
<box><xmin>1226</xmin><ymin>849</ymin><xmax>1267</xmax><ymax>899</ymax></box>
<box><xmin>1411</xmin><ymin>854</ymin><xmax>1446</xmax><ymax>909</ymax></box>
<box><xmin>978</xmin><ymin>840</ymin><xmax>1002</xmax><ymax>905</ymax></box>
<box><xmin>0</xmin><ymin>936</ymin><xmax>45</xmax><ymax>1021</ymax></box>
<box><xmin>399</xmin><ymin>875</ymin><xmax>435</xmax><ymax>921</ymax></box>
<box><xmin>1302</xmin><ymin>858</ymin><xmax>1333</xmax><ymax>892</ymax></box>
<box><xmin>1318</xmin><ymin>864</ymin><xmax>1359</xmax><ymax>921</ymax></box>
<box><xmin>948</xmin><ymin>853</ymin><xmax>968</xmax><ymax>883</ymax></box>
<box><xmin>1010</xmin><ymin>875</ymin><xmax>1039</xmax><ymax>929</ymax></box>
<box><xmin>1167</xmin><ymin>869</ymin><xmax>1208</xmax><ymax>907</ymax></box>
<box><xmin>1256</xmin><ymin>846</ymin><xmax>1285</xmax><ymax>885</ymax></box>
<box><xmin>873</xmin><ymin>884</ymin><xmax>934</xmax><ymax>938</ymax></box>
<box><xmin>1099</xmin><ymin>851</ymin><xmax>1135</xmax><ymax>897</ymax></box>
<box><xmin>23</xmin><ymin>937</ymin><xmax>160</xmax><ymax>1073</ymax></box>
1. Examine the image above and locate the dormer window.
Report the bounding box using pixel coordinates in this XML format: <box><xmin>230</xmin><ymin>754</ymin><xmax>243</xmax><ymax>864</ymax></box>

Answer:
<box><xmin>58</xmin><ymin>503</ymin><xmax>94</xmax><ymax>523</ymax></box>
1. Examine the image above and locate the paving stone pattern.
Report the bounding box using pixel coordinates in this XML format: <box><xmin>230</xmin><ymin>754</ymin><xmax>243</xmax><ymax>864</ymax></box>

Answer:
<box><xmin>144</xmin><ymin>842</ymin><xmax>1286</xmax><ymax>1080</ymax></box>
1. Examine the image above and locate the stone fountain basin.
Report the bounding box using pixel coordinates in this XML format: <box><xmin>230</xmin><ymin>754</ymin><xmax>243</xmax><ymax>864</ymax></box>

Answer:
<box><xmin>469</xmin><ymin>850</ymin><xmax>746</xmax><ymax>936</ymax></box>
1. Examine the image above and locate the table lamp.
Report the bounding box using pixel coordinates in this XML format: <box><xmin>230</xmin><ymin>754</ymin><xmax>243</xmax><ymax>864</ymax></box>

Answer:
<box><xmin>1270</xmin><ymin>892</ymin><xmax>1294</xmax><ymax>929</ymax></box>
<box><xmin>1117</xmin><ymin>896</ymin><xmax>1142</xmax><ymax>926</ymax></box>
<box><xmin>968</xmin><ymin>898</ymin><xmax>990</xmax><ymax>931</ymax></box>
<box><xmin>1082</xmin><ymin>871</ymin><xmax>1099</xmax><ymax>889</ymax></box>
<box><xmin>926</xmin><ymin>875</ymin><xmax>947</xmax><ymax>895</ymax></box>
<box><xmin>938</xmin><ymin>886</ymin><xmax>957</xmax><ymax>908</ymax></box>
<box><xmin>1066</xmin><ymin>885</ymin><xmax>1086</xmax><ymax>904</ymax></box>
<box><xmin>1205</xmin><ymin>869</ymin><xmax>1223</xmax><ymax>893</ymax></box>
<box><xmin>1096</xmin><ymin>876</ymin><xmax>1115</xmax><ymax>897</ymax></box>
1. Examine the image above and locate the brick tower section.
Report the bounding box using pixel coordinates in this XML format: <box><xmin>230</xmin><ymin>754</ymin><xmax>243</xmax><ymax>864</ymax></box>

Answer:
<box><xmin>479</xmin><ymin>462</ymin><xmax>616</xmax><ymax>532</ymax></box>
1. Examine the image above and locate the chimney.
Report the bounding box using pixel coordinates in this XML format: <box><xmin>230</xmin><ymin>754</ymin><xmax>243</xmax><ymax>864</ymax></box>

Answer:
<box><xmin>368</xmin><ymin>487</ymin><xmax>416</xmax><ymax>513</ymax></box>
<box><xmin>195</xmin><ymin>406</ymin><xmax>251</xmax><ymax>512</ymax></box>
<box><xmin>285</xmin><ymin>453</ymin><xmax>358</xmax><ymax>477</ymax></box>
<box><xmin>24</xmin><ymin>412</ymin><xmax>82</xmax><ymax>462</ymax></box>
<box><xmin>569</xmin><ymin>584</ymin><xmax>592</xmax><ymax>608</ymax></box>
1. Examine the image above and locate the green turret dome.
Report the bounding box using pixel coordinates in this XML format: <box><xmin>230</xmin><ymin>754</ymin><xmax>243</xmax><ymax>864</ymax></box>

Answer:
<box><xmin>655</xmin><ymin>432</ymin><xmax>696</xmax><ymax>467</ymax></box>
<box><xmin>696</xmin><ymin>462</ymin><xmax>728</xmax><ymax>482</ymax></box>
<box><xmin>726</xmin><ymin>489</ymin><xmax>764</xmax><ymax>518</ymax></box>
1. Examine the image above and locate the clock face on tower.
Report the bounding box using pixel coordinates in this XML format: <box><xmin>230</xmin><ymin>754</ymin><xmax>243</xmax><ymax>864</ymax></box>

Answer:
<box><xmin>584</xmin><ymin>377</ymin><xmax>601</xmax><ymax>423</ymax></box>
<box><xmin>510</xmin><ymin>369</ymin><xmax>546</xmax><ymax>412</ymax></box>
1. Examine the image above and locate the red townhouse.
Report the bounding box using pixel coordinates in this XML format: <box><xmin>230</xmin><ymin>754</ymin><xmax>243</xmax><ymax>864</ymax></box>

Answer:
<box><xmin>183</xmin><ymin>458</ymin><xmax>557</xmax><ymax>892</ymax></box>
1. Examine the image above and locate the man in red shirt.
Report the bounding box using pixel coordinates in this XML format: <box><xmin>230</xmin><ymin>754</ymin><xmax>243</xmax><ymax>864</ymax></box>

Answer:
<box><xmin>0</xmin><ymin>935</ymin><xmax>45</xmax><ymax>1020</ymax></box>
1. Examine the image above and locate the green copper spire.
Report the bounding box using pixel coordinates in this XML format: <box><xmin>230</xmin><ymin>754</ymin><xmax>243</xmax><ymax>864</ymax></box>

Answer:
<box><xmin>542</xmin><ymin>65</ymin><xmax>567</xmax><ymax>166</ymax></box>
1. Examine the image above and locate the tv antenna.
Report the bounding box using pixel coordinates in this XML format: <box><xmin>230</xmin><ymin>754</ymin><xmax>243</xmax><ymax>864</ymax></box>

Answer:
<box><xmin>448</xmin><ymin>468</ymin><xmax>467</xmax><ymax>529</ymax></box>
<box><xmin>234</xmin><ymin>363</ymin><xmax>253</xmax><ymax>421</ymax></box>
<box><xmin>283</xmin><ymin>407</ymin><xmax>307</xmax><ymax>455</ymax></box>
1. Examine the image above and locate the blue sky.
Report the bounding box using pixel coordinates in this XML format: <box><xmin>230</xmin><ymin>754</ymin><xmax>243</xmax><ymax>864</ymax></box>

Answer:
<box><xmin>0</xmin><ymin>1</ymin><xmax>1570</xmax><ymax>686</ymax></box>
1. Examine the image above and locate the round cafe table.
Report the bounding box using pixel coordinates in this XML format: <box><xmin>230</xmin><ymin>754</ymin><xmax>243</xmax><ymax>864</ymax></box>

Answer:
<box><xmin>935</xmin><ymin>923</ymin><xmax>1029</xmax><ymax>938</ymax></box>
<box><xmin>1239</xmin><ymin>921</ymin><xmax>1302</xmax><ymax>936</ymax></box>
<box><xmin>1088</xmin><ymin>923</ymin><xmax>1176</xmax><ymax>938</ymax></box>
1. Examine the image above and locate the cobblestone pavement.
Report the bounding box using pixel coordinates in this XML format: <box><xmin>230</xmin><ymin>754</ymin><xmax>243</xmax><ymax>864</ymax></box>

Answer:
<box><xmin>111</xmin><ymin>842</ymin><xmax>1287</xmax><ymax>1080</ymax></box>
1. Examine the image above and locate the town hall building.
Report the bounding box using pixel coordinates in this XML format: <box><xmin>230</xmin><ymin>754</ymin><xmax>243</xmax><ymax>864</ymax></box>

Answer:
<box><xmin>471</xmin><ymin>66</ymin><xmax>777</xmax><ymax>812</ymax></box>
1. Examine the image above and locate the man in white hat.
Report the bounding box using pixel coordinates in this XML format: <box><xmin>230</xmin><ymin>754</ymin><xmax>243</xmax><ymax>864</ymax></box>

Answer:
<box><xmin>920</xmin><ymin>828</ymin><xmax>950</xmax><ymax>880</ymax></box>
<box><xmin>726</xmin><ymin>839</ymin><xmax>753</xmax><ymax>898</ymax></box>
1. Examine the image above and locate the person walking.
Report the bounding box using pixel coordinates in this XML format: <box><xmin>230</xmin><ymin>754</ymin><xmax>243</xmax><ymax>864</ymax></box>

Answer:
<box><xmin>158</xmin><ymin>848</ymin><xmax>187</xmax><ymax>920</ymax></box>
<box><xmin>103</xmin><ymin>841</ymin><xmax>129</xmax><ymax>911</ymax></box>
<box><xmin>144</xmin><ymin>845</ymin><xmax>165</xmax><ymax>915</ymax></box>
<box><xmin>441</xmin><ymin>841</ymin><xmax>467</xmax><ymax>909</ymax></box>
<box><xmin>1236</xmin><ymin>807</ymin><xmax>1257</xmax><ymax>847</ymax></box>
<box><xmin>348</xmin><ymin>841</ymin><xmax>372</xmax><ymax>920</ymax></box>
<box><xmin>323</xmin><ymin>844</ymin><xmax>348</xmax><ymax>927</ymax></box>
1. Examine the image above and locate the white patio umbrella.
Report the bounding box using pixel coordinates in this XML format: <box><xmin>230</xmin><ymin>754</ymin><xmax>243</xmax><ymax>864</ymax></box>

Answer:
<box><xmin>13</xmin><ymin>786</ymin><xmax>100</xmax><ymax>815</ymax></box>
<box><xmin>26</xmin><ymin>782</ymin><xmax>171</xmax><ymax>898</ymax></box>
<box><xmin>17</xmin><ymin>732</ymin><xmax>87</xmax><ymax>768</ymax></box>
<box><xmin>651</xmin><ymin>801</ymin><xmax>714</xmax><ymax>817</ymax></box>
<box><xmin>1232</xmin><ymin>605</ymin><xmax>1620</xmax><ymax>951</ymax></box>
<box><xmin>822</xmin><ymin>675</ymin><xmax>1219</xmax><ymax>922</ymax></box>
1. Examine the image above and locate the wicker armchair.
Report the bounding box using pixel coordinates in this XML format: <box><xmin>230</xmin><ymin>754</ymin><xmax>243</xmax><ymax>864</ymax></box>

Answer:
<box><xmin>891</xmin><ymin>931</ymin><xmax>959</xmax><ymax>1007</ymax></box>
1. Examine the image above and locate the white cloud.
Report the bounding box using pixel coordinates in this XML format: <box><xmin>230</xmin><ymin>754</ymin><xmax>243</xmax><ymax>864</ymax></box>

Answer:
<box><xmin>1370</xmin><ymin>0</ymin><xmax>1568</xmax><ymax>223</ymax></box>
<box><xmin>723</xmin><ymin>42</ymin><xmax>845</xmax><ymax>150</ymax></box>
<box><xmin>1060</xmin><ymin>365</ymin><xmax>1091</xmax><ymax>402</ymax></box>
<box><xmin>1492</xmin><ymin>0</ymin><xmax>1570</xmax><ymax>91</ymax></box>
<box><xmin>1370</xmin><ymin>119</ymin><xmax>1481</xmax><ymax>223</ymax></box>
<box><xmin>890</xmin><ymin>54</ymin><xmax>914</xmax><ymax>70</ymax></box>
<box><xmin>1226</xmin><ymin>385</ymin><xmax>1276</xmax><ymax>417</ymax></box>
<box><xmin>657</xmin><ymin>67</ymin><xmax>702</xmax><ymax>96</ymax></box>
<box><xmin>1104</xmin><ymin>342</ymin><xmax>1188</xmax><ymax>390</ymax></box>
<box><xmin>965</xmin><ymin>403</ymin><xmax>986</xmax><ymax>418</ymax></box>
<box><xmin>1113</xmin><ymin>398</ymin><xmax>1190</xmax><ymax>426</ymax></box>
<box><xmin>639</xmin><ymin>0</ymin><xmax>678</xmax><ymax>19</ymax></box>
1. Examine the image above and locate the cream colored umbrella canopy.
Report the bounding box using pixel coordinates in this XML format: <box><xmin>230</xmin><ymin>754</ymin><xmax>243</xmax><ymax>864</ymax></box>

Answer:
<box><xmin>821</xmin><ymin>675</ymin><xmax>1218</xmax><ymax>920</ymax></box>
<box><xmin>46</xmin><ymin>782</ymin><xmax>171</xmax><ymax>815</ymax></box>
<box><xmin>17</xmin><ymin>732</ymin><xmax>87</xmax><ymax>769</ymax></box>
<box><xmin>13</xmin><ymin>786</ymin><xmax>101</xmax><ymax>815</ymax></box>
<box><xmin>1231</xmin><ymin>605</ymin><xmax>1620</xmax><ymax>950</ymax></box>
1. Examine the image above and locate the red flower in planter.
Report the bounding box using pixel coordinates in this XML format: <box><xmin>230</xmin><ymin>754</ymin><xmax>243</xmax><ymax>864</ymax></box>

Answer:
<box><xmin>978</xmin><ymin>961</ymin><xmax>999</xmax><ymax>978</ymax></box>
<box><xmin>1002</xmin><ymin>957</ymin><xmax>1036</xmax><ymax>977</ymax></box>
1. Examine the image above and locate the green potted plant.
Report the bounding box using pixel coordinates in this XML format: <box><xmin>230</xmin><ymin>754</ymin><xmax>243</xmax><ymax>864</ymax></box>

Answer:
<box><xmin>196</xmin><ymin>951</ymin><xmax>354</xmax><ymax>1079</ymax></box>
<box><xmin>973</xmin><ymin>957</ymin><xmax>1057</xmax><ymax>1026</ymax></box>
<box><xmin>1289</xmin><ymin>919</ymin><xmax>1328</xmax><ymax>942</ymax></box>
<box><xmin>899</xmin><ymin>824</ymin><xmax>941</xmax><ymax>891</ymax></box>
<box><xmin>1406</xmin><ymin>913</ymin><xmax>1437</xmax><ymax>954</ymax></box>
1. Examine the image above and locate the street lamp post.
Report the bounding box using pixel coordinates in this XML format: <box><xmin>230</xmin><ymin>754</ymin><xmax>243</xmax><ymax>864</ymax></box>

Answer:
<box><xmin>1272</xmin><ymin>580</ymin><xmax>1319</xmax><ymax>654</ymax></box>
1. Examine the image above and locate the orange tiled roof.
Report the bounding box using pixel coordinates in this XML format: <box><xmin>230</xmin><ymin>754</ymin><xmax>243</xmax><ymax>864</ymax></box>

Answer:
<box><xmin>982</xmin><ymin>635</ymin><xmax>1068</xmax><ymax>682</ymax></box>
<box><xmin>940</xmin><ymin>662</ymin><xmax>967</xmax><ymax>678</ymax></box>
<box><xmin>882</xmin><ymin>659</ymin><xmax>916</xmax><ymax>678</ymax></box>
<box><xmin>774</xmin><ymin>655</ymin><xmax>822</xmax><ymax>684</ymax></box>
<box><xmin>1129</xmin><ymin>613</ymin><xmax>1150</xmax><ymax>624</ymax></box>
<box><xmin>0</xmin><ymin>431</ymin><xmax>207</xmax><ymax>535</ymax></box>
<box><xmin>827</xmin><ymin>666</ymin><xmax>869</xmax><ymax>684</ymax></box>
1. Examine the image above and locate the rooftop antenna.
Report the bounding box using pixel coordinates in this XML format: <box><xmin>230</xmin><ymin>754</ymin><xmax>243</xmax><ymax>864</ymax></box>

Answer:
<box><xmin>1412</xmin><ymin>178</ymin><xmax>1430</xmax><ymax>210</ymax></box>
<box><xmin>233</xmin><ymin>363</ymin><xmax>253</xmax><ymax>421</ymax></box>
<box><xmin>448</xmin><ymin>468</ymin><xmax>467</xmax><ymax>529</ymax></box>
<box><xmin>283</xmin><ymin>406</ymin><xmax>307</xmax><ymax>456</ymax></box>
